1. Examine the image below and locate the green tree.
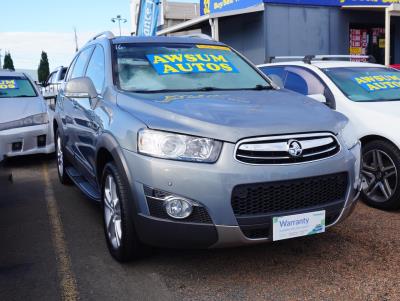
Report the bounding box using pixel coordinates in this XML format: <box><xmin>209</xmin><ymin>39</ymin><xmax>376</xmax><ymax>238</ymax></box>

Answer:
<box><xmin>3</xmin><ymin>52</ymin><xmax>15</xmax><ymax>71</ymax></box>
<box><xmin>37</xmin><ymin>51</ymin><xmax>50</xmax><ymax>84</ymax></box>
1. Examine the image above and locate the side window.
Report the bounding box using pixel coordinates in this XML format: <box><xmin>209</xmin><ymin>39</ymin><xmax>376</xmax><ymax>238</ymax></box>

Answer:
<box><xmin>59</xmin><ymin>68</ymin><xmax>67</xmax><ymax>81</ymax></box>
<box><xmin>260</xmin><ymin>66</ymin><xmax>286</xmax><ymax>88</ymax></box>
<box><xmin>284</xmin><ymin>67</ymin><xmax>326</xmax><ymax>96</ymax></box>
<box><xmin>65</xmin><ymin>57</ymin><xmax>78</xmax><ymax>82</ymax></box>
<box><xmin>285</xmin><ymin>71</ymin><xmax>308</xmax><ymax>95</ymax></box>
<box><xmin>85</xmin><ymin>45</ymin><xmax>105</xmax><ymax>94</ymax></box>
<box><xmin>46</xmin><ymin>72</ymin><xmax>56</xmax><ymax>84</ymax></box>
<box><xmin>70</xmin><ymin>47</ymin><xmax>94</xmax><ymax>79</ymax></box>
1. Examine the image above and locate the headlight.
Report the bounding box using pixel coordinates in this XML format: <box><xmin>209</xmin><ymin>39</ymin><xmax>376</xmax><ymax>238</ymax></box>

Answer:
<box><xmin>0</xmin><ymin>113</ymin><xmax>49</xmax><ymax>132</ymax></box>
<box><xmin>339</xmin><ymin>121</ymin><xmax>359</xmax><ymax>149</ymax></box>
<box><xmin>138</xmin><ymin>129</ymin><xmax>222</xmax><ymax>162</ymax></box>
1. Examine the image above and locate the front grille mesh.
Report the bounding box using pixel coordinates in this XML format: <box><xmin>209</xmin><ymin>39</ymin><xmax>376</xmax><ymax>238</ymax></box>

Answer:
<box><xmin>231</xmin><ymin>172</ymin><xmax>348</xmax><ymax>216</ymax></box>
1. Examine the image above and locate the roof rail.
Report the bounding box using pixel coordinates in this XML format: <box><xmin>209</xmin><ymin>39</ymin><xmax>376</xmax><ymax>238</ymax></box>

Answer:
<box><xmin>269</xmin><ymin>54</ymin><xmax>376</xmax><ymax>64</ymax></box>
<box><xmin>268</xmin><ymin>56</ymin><xmax>308</xmax><ymax>63</ymax></box>
<box><xmin>89</xmin><ymin>31</ymin><xmax>115</xmax><ymax>42</ymax></box>
<box><xmin>316</xmin><ymin>55</ymin><xmax>376</xmax><ymax>63</ymax></box>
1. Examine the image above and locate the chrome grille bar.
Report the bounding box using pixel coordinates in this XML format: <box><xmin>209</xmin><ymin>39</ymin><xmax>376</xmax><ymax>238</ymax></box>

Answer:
<box><xmin>235</xmin><ymin>133</ymin><xmax>340</xmax><ymax>165</ymax></box>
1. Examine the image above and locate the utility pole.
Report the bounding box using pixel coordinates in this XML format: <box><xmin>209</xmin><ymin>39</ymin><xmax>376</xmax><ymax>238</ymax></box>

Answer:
<box><xmin>74</xmin><ymin>27</ymin><xmax>79</xmax><ymax>53</ymax></box>
<box><xmin>111</xmin><ymin>15</ymin><xmax>127</xmax><ymax>36</ymax></box>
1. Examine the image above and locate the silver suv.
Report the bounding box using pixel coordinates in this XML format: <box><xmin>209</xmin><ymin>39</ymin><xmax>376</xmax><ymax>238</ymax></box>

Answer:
<box><xmin>54</xmin><ymin>32</ymin><xmax>362</xmax><ymax>262</ymax></box>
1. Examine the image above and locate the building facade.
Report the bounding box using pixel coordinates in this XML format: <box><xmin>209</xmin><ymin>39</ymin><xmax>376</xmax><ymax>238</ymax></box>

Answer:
<box><xmin>158</xmin><ymin>0</ymin><xmax>400</xmax><ymax>65</ymax></box>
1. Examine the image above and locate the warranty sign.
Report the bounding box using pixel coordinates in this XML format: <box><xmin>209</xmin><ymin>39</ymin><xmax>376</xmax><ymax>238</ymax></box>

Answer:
<box><xmin>273</xmin><ymin>210</ymin><xmax>326</xmax><ymax>241</ymax></box>
<box><xmin>146</xmin><ymin>53</ymin><xmax>238</xmax><ymax>75</ymax></box>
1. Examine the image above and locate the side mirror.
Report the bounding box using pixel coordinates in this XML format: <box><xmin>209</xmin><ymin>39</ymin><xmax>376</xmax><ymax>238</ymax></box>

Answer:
<box><xmin>65</xmin><ymin>77</ymin><xmax>98</xmax><ymax>99</ymax></box>
<box><xmin>65</xmin><ymin>77</ymin><xmax>99</xmax><ymax>109</ymax></box>
<box><xmin>308</xmin><ymin>93</ymin><xmax>326</xmax><ymax>103</ymax></box>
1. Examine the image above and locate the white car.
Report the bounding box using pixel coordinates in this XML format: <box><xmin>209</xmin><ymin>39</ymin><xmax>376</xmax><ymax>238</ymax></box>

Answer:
<box><xmin>259</xmin><ymin>56</ymin><xmax>400</xmax><ymax>210</ymax></box>
<box><xmin>0</xmin><ymin>70</ymin><xmax>54</xmax><ymax>161</ymax></box>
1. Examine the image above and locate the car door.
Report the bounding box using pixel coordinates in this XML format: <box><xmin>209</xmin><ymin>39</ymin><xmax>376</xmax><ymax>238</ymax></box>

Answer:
<box><xmin>61</xmin><ymin>46</ymin><xmax>95</xmax><ymax>177</ymax></box>
<box><xmin>72</xmin><ymin>45</ymin><xmax>106</xmax><ymax>185</ymax></box>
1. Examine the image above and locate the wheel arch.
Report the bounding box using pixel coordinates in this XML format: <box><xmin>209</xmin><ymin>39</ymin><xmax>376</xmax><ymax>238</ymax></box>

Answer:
<box><xmin>360</xmin><ymin>135</ymin><xmax>399</xmax><ymax>149</ymax></box>
<box><xmin>96</xmin><ymin>133</ymin><xmax>140</xmax><ymax>220</ymax></box>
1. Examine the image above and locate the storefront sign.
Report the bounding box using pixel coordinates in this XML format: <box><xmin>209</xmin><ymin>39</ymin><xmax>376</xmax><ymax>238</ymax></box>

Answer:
<box><xmin>200</xmin><ymin>0</ymin><xmax>400</xmax><ymax>15</ymax></box>
<box><xmin>200</xmin><ymin>0</ymin><xmax>263</xmax><ymax>15</ymax></box>
<box><xmin>146</xmin><ymin>53</ymin><xmax>238</xmax><ymax>75</ymax></box>
<box><xmin>263</xmin><ymin>0</ymin><xmax>400</xmax><ymax>6</ymax></box>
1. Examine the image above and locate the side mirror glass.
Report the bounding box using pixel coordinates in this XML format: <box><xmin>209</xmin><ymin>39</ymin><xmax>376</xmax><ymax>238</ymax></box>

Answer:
<box><xmin>65</xmin><ymin>77</ymin><xmax>98</xmax><ymax>100</ymax></box>
<box><xmin>308</xmin><ymin>93</ymin><xmax>326</xmax><ymax>103</ymax></box>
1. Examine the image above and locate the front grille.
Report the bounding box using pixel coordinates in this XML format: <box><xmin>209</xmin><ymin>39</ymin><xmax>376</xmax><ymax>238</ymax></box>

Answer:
<box><xmin>231</xmin><ymin>172</ymin><xmax>348</xmax><ymax>216</ymax></box>
<box><xmin>235</xmin><ymin>133</ymin><xmax>340</xmax><ymax>164</ymax></box>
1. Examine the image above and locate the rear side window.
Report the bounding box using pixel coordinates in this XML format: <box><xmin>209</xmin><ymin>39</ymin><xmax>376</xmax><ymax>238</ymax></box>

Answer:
<box><xmin>285</xmin><ymin>67</ymin><xmax>326</xmax><ymax>96</ymax></box>
<box><xmin>260</xmin><ymin>66</ymin><xmax>286</xmax><ymax>88</ymax></box>
<box><xmin>85</xmin><ymin>45</ymin><xmax>105</xmax><ymax>93</ymax></box>
<box><xmin>0</xmin><ymin>76</ymin><xmax>37</xmax><ymax>98</ymax></box>
<box><xmin>70</xmin><ymin>47</ymin><xmax>94</xmax><ymax>79</ymax></box>
<box><xmin>285</xmin><ymin>71</ymin><xmax>309</xmax><ymax>95</ymax></box>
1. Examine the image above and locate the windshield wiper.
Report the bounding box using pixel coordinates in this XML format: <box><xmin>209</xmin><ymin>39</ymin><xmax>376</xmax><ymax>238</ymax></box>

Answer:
<box><xmin>250</xmin><ymin>84</ymin><xmax>274</xmax><ymax>90</ymax></box>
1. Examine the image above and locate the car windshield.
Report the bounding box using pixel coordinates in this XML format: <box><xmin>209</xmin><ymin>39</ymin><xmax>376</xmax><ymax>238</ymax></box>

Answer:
<box><xmin>0</xmin><ymin>76</ymin><xmax>37</xmax><ymax>98</ymax></box>
<box><xmin>114</xmin><ymin>43</ymin><xmax>271</xmax><ymax>92</ymax></box>
<box><xmin>323</xmin><ymin>67</ymin><xmax>400</xmax><ymax>102</ymax></box>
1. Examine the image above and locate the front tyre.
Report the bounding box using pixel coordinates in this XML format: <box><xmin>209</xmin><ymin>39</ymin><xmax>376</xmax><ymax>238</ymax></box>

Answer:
<box><xmin>361</xmin><ymin>140</ymin><xmax>400</xmax><ymax>210</ymax></box>
<box><xmin>102</xmin><ymin>162</ymin><xmax>143</xmax><ymax>262</ymax></box>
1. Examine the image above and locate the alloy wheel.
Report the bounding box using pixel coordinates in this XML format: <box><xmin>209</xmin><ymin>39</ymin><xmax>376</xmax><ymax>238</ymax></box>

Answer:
<box><xmin>362</xmin><ymin>149</ymin><xmax>398</xmax><ymax>203</ymax></box>
<box><xmin>57</xmin><ymin>136</ymin><xmax>64</xmax><ymax>177</ymax></box>
<box><xmin>104</xmin><ymin>175</ymin><xmax>123</xmax><ymax>249</ymax></box>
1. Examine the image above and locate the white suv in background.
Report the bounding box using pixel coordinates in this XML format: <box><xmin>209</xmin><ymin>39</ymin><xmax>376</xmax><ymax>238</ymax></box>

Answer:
<box><xmin>259</xmin><ymin>56</ymin><xmax>400</xmax><ymax>210</ymax></box>
<box><xmin>41</xmin><ymin>66</ymin><xmax>67</xmax><ymax>99</ymax></box>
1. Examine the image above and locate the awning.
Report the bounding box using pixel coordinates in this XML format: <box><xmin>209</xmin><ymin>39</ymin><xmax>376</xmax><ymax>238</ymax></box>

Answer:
<box><xmin>157</xmin><ymin>3</ymin><xmax>265</xmax><ymax>40</ymax></box>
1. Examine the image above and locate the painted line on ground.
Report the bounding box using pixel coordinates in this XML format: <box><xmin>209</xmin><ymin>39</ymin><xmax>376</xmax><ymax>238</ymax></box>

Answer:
<box><xmin>43</xmin><ymin>163</ymin><xmax>79</xmax><ymax>301</ymax></box>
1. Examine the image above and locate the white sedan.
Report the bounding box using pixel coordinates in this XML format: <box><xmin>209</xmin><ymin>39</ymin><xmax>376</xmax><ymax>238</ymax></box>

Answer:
<box><xmin>0</xmin><ymin>70</ymin><xmax>54</xmax><ymax>162</ymax></box>
<box><xmin>259</xmin><ymin>57</ymin><xmax>400</xmax><ymax>210</ymax></box>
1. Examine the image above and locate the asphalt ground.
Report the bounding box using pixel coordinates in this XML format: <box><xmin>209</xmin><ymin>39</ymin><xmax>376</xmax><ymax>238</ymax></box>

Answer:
<box><xmin>1</xmin><ymin>155</ymin><xmax>400</xmax><ymax>301</ymax></box>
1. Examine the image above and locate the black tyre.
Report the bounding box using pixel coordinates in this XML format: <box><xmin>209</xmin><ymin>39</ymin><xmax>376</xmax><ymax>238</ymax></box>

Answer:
<box><xmin>55</xmin><ymin>129</ymin><xmax>72</xmax><ymax>185</ymax></box>
<box><xmin>361</xmin><ymin>140</ymin><xmax>400</xmax><ymax>210</ymax></box>
<box><xmin>101</xmin><ymin>162</ymin><xmax>143</xmax><ymax>262</ymax></box>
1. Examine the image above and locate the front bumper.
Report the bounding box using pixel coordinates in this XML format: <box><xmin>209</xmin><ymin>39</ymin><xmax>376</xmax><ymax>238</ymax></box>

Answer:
<box><xmin>0</xmin><ymin>124</ymin><xmax>55</xmax><ymax>160</ymax></box>
<box><xmin>122</xmin><ymin>142</ymin><xmax>361</xmax><ymax>249</ymax></box>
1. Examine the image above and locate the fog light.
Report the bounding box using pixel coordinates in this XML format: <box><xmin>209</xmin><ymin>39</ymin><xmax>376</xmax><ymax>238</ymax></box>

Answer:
<box><xmin>164</xmin><ymin>197</ymin><xmax>193</xmax><ymax>219</ymax></box>
<box><xmin>12</xmin><ymin>142</ymin><xmax>22</xmax><ymax>152</ymax></box>
<box><xmin>37</xmin><ymin>135</ymin><xmax>46</xmax><ymax>147</ymax></box>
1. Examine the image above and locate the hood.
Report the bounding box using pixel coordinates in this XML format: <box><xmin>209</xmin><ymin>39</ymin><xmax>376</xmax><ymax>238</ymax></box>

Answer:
<box><xmin>0</xmin><ymin>96</ymin><xmax>45</xmax><ymax>123</ymax></box>
<box><xmin>117</xmin><ymin>89</ymin><xmax>346</xmax><ymax>143</ymax></box>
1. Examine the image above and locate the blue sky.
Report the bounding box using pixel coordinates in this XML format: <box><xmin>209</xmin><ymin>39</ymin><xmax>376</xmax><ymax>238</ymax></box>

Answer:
<box><xmin>0</xmin><ymin>0</ymin><xmax>198</xmax><ymax>70</ymax></box>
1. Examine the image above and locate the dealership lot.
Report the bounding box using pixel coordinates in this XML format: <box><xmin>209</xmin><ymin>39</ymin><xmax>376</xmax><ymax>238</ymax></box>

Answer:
<box><xmin>0</xmin><ymin>155</ymin><xmax>399</xmax><ymax>301</ymax></box>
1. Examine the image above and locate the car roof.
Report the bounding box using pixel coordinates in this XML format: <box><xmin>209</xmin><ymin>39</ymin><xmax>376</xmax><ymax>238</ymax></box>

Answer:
<box><xmin>0</xmin><ymin>70</ymin><xmax>27</xmax><ymax>77</ymax></box>
<box><xmin>111</xmin><ymin>35</ymin><xmax>227</xmax><ymax>46</ymax></box>
<box><xmin>259</xmin><ymin>60</ymin><xmax>386</xmax><ymax>69</ymax></box>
